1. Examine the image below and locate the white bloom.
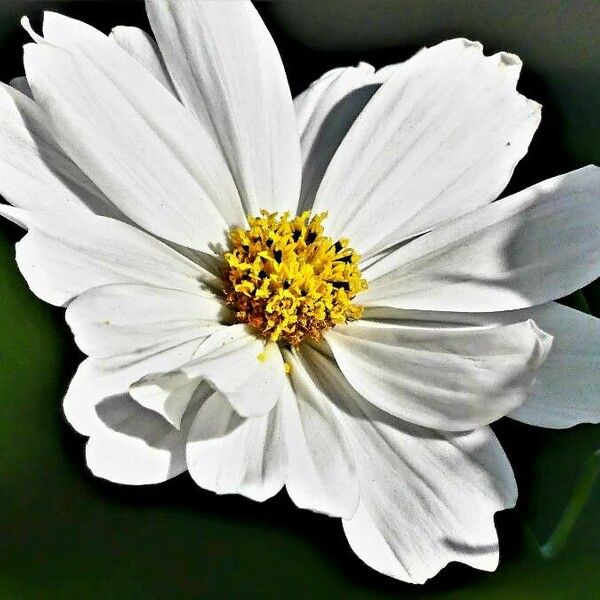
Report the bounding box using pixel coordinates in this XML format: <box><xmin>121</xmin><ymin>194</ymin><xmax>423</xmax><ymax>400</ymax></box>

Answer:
<box><xmin>0</xmin><ymin>0</ymin><xmax>599</xmax><ymax>584</ymax></box>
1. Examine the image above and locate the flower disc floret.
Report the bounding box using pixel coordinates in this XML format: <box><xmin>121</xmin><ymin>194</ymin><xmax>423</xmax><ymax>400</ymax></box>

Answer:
<box><xmin>223</xmin><ymin>211</ymin><xmax>367</xmax><ymax>345</ymax></box>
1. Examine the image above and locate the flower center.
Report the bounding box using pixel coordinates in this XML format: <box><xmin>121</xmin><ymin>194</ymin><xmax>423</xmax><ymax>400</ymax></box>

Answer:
<box><xmin>223</xmin><ymin>210</ymin><xmax>367</xmax><ymax>346</ymax></box>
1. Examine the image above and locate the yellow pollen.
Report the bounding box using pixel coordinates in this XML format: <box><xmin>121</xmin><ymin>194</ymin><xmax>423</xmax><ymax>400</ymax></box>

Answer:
<box><xmin>223</xmin><ymin>210</ymin><xmax>368</xmax><ymax>346</ymax></box>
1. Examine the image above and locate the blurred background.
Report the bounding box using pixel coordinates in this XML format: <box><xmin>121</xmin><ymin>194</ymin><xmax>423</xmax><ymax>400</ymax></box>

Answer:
<box><xmin>0</xmin><ymin>1</ymin><xmax>598</xmax><ymax>598</ymax></box>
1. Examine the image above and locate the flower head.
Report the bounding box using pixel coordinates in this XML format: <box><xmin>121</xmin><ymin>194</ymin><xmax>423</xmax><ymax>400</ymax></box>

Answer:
<box><xmin>0</xmin><ymin>0</ymin><xmax>599</xmax><ymax>585</ymax></box>
<box><xmin>224</xmin><ymin>210</ymin><xmax>366</xmax><ymax>345</ymax></box>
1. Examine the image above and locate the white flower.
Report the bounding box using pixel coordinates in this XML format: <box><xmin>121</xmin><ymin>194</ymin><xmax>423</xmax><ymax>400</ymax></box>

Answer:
<box><xmin>0</xmin><ymin>0</ymin><xmax>599</xmax><ymax>585</ymax></box>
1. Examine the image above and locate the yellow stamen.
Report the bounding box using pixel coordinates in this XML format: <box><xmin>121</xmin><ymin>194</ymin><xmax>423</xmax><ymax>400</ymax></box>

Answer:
<box><xmin>223</xmin><ymin>210</ymin><xmax>367</xmax><ymax>346</ymax></box>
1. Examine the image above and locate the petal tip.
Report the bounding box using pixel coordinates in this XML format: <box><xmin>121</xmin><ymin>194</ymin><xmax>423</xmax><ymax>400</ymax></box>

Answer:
<box><xmin>459</xmin><ymin>38</ymin><xmax>484</xmax><ymax>52</ymax></box>
<box><xmin>498</xmin><ymin>51</ymin><xmax>522</xmax><ymax>68</ymax></box>
<box><xmin>526</xmin><ymin>318</ymin><xmax>554</xmax><ymax>364</ymax></box>
<box><xmin>21</xmin><ymin>16</ymin><xmax>43</xmax><ymax>43</ymax></box>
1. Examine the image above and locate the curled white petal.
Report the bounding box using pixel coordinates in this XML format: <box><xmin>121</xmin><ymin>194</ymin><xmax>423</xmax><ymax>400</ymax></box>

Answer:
<box><xmin>131</xmin><ymin>325</ymin><xmax>285</xmax><ymax>423</ymax></box>
<box><xmin>327</xmin><ymin>319</ymin><xmax>552</xmax><ymax>431</ymax></box>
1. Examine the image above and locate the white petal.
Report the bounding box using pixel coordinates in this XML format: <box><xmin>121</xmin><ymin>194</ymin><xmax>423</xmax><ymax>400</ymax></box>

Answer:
<box><xmin>109</xmin><ymin>25</ymin><xmax>178</xmax><ymax>96</ymax></box>
<box><xmin>130</xmin><ymin>324</ymin><xmax>285</xmax><ymax>421</ymax></box>
<box><xmin>343</xmin><ymin>425</ymin><xmax>516</xmax><ymax>583</ymax></box>
<box><xmin>361</xmin><ymin>302</ymin><xmax>600</xmax><ymax>429</ymax></box>
<box><xmin>24</xmin><ymin>13</ymin><xmax>244</xmax><ymax>252</ymax></box>
<box><xmin>129</xmin><ymin>372</ymin><xmax>204</xmax><ymax>431</ymax></box>
<box><xmin>0</xmin><ymin>207</ymin><xmax>217</xmax><ymax>306</ymax></box>
<box><xmin>64</xmin><ymin>337</ymin><xmax>211</xmax><ymax>438</ymax></box>
<box><xmin>362</xmin><ymin>167</ymin><xmax>600</xmax><ymax>311</ymax></box>
<box><xmin>0</xmin><ymin>83</ymin><xmax>114</xmax><ymax>214</ymax></box>
<box><xmin>313</xmin><ymin>39</ymin><xmax>540</xmax><ymax>256</ymax></box>
<box><xmin>326</xmin><ymin>319</ymin><xmax>552</xmax><ymax>431</ymax></box>
<box><xmin>281</xmin><ymin>351</ymin><xmax>359</xmax><ymax>518</ymax></box>
<box><xmin>186</xmin><ymin>391</ymin><xmax>287</xmax><ymax>502</ymax></box>
<box><xmin>85</xmin><ymin>381</ymin><xmax>213</xmax><ymax>486</ymax></box>
<box><xmin>463</xmin><ymin>303</ymin><xmax>600</xmax><ymax>429</ymax></box>
<box><xmin>302</xmin><ymin>346</ymin><xmax>517</xmax><ymax>583</ymax></box>
<box><xmin>65</xmin><ymin>283</ymin><xmax>228</xmax><ymax>359</ymax></box>
<box><xmin>294</xmin><ymin>63</ymin><xmax>393</xmax><ymax>212</ymax></box>
<box><xmin>85</xmin><ymin>394</ymin><xmax>190</xmax><ymax>485</ymax></box>
<box><xmin>146</xmin><ymin>0</ymin><xmax>301</xmax><ymax>215</ymax></box>
<box><xmin>510</xmin><ymin>303</ymin><xmax>600</xmax><ymax>428</ymax></box>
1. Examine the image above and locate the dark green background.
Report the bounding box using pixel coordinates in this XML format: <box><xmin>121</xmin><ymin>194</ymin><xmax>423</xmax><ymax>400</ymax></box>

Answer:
<box><xmin>0</xmin><ymin>1</ymin><xmax>599</xmax><ymax>598</ymax></box>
